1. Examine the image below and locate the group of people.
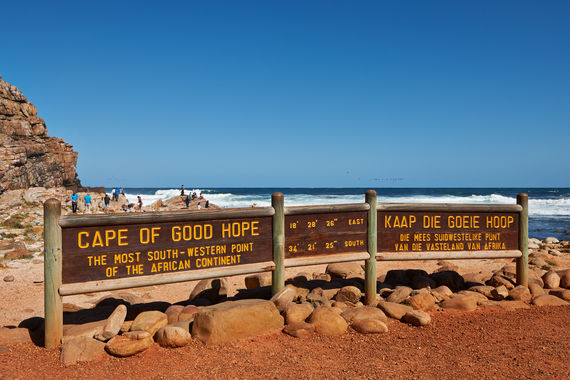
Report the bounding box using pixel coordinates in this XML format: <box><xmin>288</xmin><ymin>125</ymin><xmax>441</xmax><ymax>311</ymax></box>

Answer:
<box><xmin>181</xmin><ymin>185</ymin><xmax>209</xmax><ymax>209</ymax></box>
<box><xmin>69</xmin><ymin>192</ymin><xmax>92</xmax><ymax>213</ymax></box>
<box><xmin>69</xmin><ymin>187</ymin><xmax>143</xmax><ymax>214</ymax></box>
<box><xmin>69</xmin><ymin>186</ymin><xmax>210</xmax><ymax>214</ymax></box>
<box><xmin>110</xmin><ymin>187</ymin><xmax>124</xmax><ymax>201</ymax></box>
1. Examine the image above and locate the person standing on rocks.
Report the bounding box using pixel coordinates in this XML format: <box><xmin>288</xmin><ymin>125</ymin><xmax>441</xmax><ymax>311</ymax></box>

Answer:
<box><xmin>184</xmin><ymin>195</ymin><xmax>190</xmax><ymax>208</ymax></box>
<box><xmin>84</xmin><ymin>193</ymin><xmax>92</xmax><ymax>212</ymax></box>
<box><xmin>181</xmin><ymin>185</ymin><xmax>185</xmax><ymax>196</ymax></box>
<box><xmin>111</xmin><ymin>188</ymin><xmax>116</xmax><ymax>201</ymax></box>
<box><xmin>70</xmin><ymin>192</ymin><xmax>79</xmax><ymax>213</ymax></box>
<box><xmin>137</xmin><ymin>196</ymin><xmax>143</xmax><ymax>210</ymax></box>
<box><xmin>104</xmin><ymin>193</ymin><xmax>110</xmax><ymax>208</ymax></box>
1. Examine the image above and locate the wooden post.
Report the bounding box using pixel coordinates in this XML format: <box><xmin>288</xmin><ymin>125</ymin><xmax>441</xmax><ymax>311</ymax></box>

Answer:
<box><xmin>364</xmin><ymin>190</ymin><xmax>377</xmax><ymax>305</ymax></box>
<box><xmin>44</xmin><ymin>198</ymin><xmax>63</xmax><ymax>349</ymax></box>
<box><xmin>271</xmin><ymin>192</ymin><xmax>285</xmax><ymax>295</ymax></box>
<box><xmin>516</xmin><ymin>193</ymin><xmax>529</xmax><ymax>287</ymax></box>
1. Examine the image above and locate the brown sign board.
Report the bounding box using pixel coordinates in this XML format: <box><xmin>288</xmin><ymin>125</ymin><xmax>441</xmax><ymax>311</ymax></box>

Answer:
<box><xmin>61</xmin><ymin>217</ymin><xmax>272</xmax><ymax>284</ymax></box>
<box><xmin>377</xmin><ymin>211</ymin><xmax>519</xmax><ymax>253</ymax></box>
<box><xmin>285</xmin><ymin>211</ymin><xmax>367</xmax><ymax>258</ymax></box>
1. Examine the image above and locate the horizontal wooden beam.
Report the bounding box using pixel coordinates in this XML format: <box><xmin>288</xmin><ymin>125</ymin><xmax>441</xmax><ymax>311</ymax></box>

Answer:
<box><xmin>58</xmin><ymin>261</ymin><xmax>275</xmax><ymax>296</ymax></box>
<box><xmin>285</xmin><ymin>203</ymin><xmax>370</xmax><ymax>216</ymax></box>
<box><xmin>284</xmin><ymin>252</ymin><xmax>370</xmax><ymax>268</ymax></box>
<box><xmin>376</xmin><ymin>250</ymin><xmax>522</xmax><ymax>261</ymax></box>
<box><xmin>59</xmin><ymin>207</ymin><xmax>275</xmax><ymax>228</ymax></box>
<box><xmin>377</xmin><ymin>203</ymin><xmax>522</xmax><ymax>213</ymax></box>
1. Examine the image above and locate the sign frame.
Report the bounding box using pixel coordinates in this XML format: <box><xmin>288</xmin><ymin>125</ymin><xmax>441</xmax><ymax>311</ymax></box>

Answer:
<box><xmin>43</xmin><ymin>191</ymin><xmax>529</xmax><ymax>349</ymax></box>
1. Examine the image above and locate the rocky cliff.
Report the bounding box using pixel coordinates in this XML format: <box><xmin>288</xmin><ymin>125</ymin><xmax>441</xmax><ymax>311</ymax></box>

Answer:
<box><xmin>0</xmin><ymin>75</ymin><xmax>81</xmax><ymax>193</ymax></box>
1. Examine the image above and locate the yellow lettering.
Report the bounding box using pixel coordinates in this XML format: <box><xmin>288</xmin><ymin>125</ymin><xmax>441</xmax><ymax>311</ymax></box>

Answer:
<box><xmin>105</xmin><ymin>229</ymin><xmax>116</xmax><ymax>246</ymax></box>
<box><xmin>78</xmin><ymin>231</ymin><xmax>89</xmax><ymax>248</ymax></box>
<box><xmin>92</xmin><ymin>231</ymin><xmax>104</xmax><ymax>247</ymax></box>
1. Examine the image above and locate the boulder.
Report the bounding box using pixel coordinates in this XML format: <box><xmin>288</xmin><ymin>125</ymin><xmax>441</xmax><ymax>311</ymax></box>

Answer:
<box><xmin>306</xmin><ymin>288</ymin><xmax>331</xmax><ymax>308</ymax></box>
<box><xmin>287</xmin><ymin>272</ymin><xmax>311</xmax><ymax>286</ymax></box>
<box><xmin>192</xmin><ymin>299</ymin><xmax>284</xmax><ymax>345</ymax></box>
<box><xmin>189</xmin><ymin>278</ymin><xmax>228</xmax><ymax>303</ymax></box>
<box><xmin>508</xmin><ymin>286</ymin><xmax>532</xmax><ymax>303</ymax></box>
<box><xmin>490</xmin><ymin>286</ymin><xmax>509</xmax><ymax>301</ymax></box>
<box><xmin>95</xmin><ymin>292</ymin><xmax>144</xmax><ymax>308</ymax></box>
<box><xmin>330</xmin><ymin>306</ymin><xmax>344</xmax><ymax>315</ymax></box>
<box><xmin>165</xmin><ymin>305</ymin><xmax>184</xmax><ymax>324</ymax></box>
<box><xmin>94</xmin><ymin>304</ymin><xmax>127</xmax><ymax>342</ymax></box>
<box><xmin>179</xmin><ymin>305</ymin><xmax>201</xmax><ymax>322</ymax></box>
<box><xmin>542</xmin><ymin>271</ymin><xmax>561</xmax><ymax>289</ymax></box>
<box><xmin>386</xmin><ymin>286</ymin><xmax>412</xmax><ymax>304</ymax></box>
<box><xmin>528</xmin><ymin>270</ymin><xmax>545</xmax><ymax>287</ymax></box>
<box><xmin>169</xmin><ymin>319</ymin><xmax>192</xmax><ymax>332</ymax></box>
<box><xmin>532</xmin><ymin>295</ymin><xmax>570</xmax><ymax>307</ymax></box>
<box><xmin>529</xmin><ymin>256</ymin><xmax>548</xmax><ymax>269</ymax></box>
<box><xmin>3</xmin><ymin>275</ymin><xmax>14</xmax><ymax>282</ymax></box>
<box><xmin>331</xmin><ymin>301</ymin><xmax>350</xmax><ymax>312</ymax></box>
<box><xmin>284</xmin><ymin>303</ymin><xmax>314</xmax><ymax>324</ymax></box>
<box><xmin>402</xmin><ymin>310</ymin><xmax>431</xmax><ymax>326</ymax></box>
<box><xmin>544</xmin><ymin>237</ymin><xmax>559</xmax><ymax>244</ymax></box>
<box><xmin>340</xmin><ymin>306</ymin><xmax>387</xmax><ymax>324</ymax></box>
<box><xmin>558</xmin><ymin>269</ymin><xmax>570</xmax><ymax>288</ymax></box>
<box><xmin>326</xmin><ymin>262</ymin><xmax>364</xmax><ymax>279</ymax></box>
<box><xmin>130</xmin><ymin>311</ymin><xmax>168</xmax><ymax>336</ymax></box>
<box><xmin>321</xmin><ymin>286</ymin><xmax>341</xmax><ymax>300</ymax></box>
<box><xmin>105</xmin><ymin>332</ymin><xmax>154</xmax><ymax>357</ymax></box>
<box><xmin>462</xmin><ymin>272</ymin><xmax>488</xmax><ymax>285</ymax></box>
<box><xmin>271</xmin><ymin>285</ymin><xmax>299</xmax><ymax>312</ymax></box>
<box><xmin>441</xmin><ymin>295</ymin><xmax>478</xmax><ymax>311</ymax></box>
<box><xmin>63</xmin><ymin>320</ymin><xmax>106</xmax><ymax>343</ymax></box>
<box><xmin>549</xmin><ymin>289</ymin><xmax>570</xmax><ymax>302</ymax></box>
<box><xmin>155</xmin><ymin>326</ymin><xmax>191</xmax><ymax>348</ymax></box>
<box><xmin>334</xmin><ymin>286</ymin><xmax>361</xmax><ymax>304</ymax></box>
<box><xmin>283</xmin><ymin>322</ymin><xmax>315</xmax><ymax>338</ymax></box>
<box><xmin>406</xmin><ymin>293</ymin><xmax>436</xmax><ymax>311</ymax></box>
<box><xmin>499</xmin><ymin>264</ymin><xmax>517</xmax><ymax>279</ymax></box>
<box><xmin>486</xmin><ymin>275</ymin><xmax>515</xmax><ymax>290</ymax></box>
<box><xmin>430</xmin><ymin>285</ymin><xmax>453</xmax><ymax>302</ymax></box>
<box><xmin>351</xmin><ymin>319</ymin><xmax>388</xmax><ymax>334</ymax></box>
<box><xmin>244</xmin><ymin>273</ymin><xmax>272</xmax><ymax>289</ymax></box>
<box><xmin>308</xmin><ymin>307</ymin><xmax>348</xmax><ymax>336</ymax></box>
<box><xmin>60</xmin><ymin>336</ymin><xmax>106</xmax><ymax>365</ymax></box>
<box><xmin>468</xmin><ymin>285</ymin><xmax>494</xmax><ymax>299</ymax></box>
<box><xmin>528</xmin><ymin>283</ymin><xmax>545</xmax><ymax>297</ymax></box>
<box><xmin>410</xmin><ymin>288</ymin><xmax>430</xmax><ymax>296</ymax></box>
<box><xmin>0</xmin><ymin>327</ymin><xmax>31</xmax><ymax>345</ymax></box>
<box><xmin>377</xmin><ymin>301</ymin><xmax>413</xmax><ymax>320</ymax></box>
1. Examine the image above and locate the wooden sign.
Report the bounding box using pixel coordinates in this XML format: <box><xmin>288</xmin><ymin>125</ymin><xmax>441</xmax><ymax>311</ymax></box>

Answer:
<box><xmin>377</xmin><ymin>211</ymin><xmax>519</xmax><ymax>253</ymax></box>
<box><xmin>61</xmin><ymin>216</ymin><xmax>272</xmax><ymax>284</ymax></box>
<box><xmin>284</xmin><ymin>211</ymin><xmax>367</xmax><ymax>257</ymax></box>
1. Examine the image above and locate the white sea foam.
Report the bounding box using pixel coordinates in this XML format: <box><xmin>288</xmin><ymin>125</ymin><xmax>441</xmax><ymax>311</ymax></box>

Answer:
<box><xmin>120</xmin><ymin>189</ymin><xmax>570</xmax><ymax>216</ymax></box>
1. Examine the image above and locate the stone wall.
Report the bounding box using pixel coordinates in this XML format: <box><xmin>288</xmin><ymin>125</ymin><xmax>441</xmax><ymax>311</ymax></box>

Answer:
<box><xmin>0</xmin><ymin>75</ymin><xmax>81</xmax><ymax>193</ymax></box>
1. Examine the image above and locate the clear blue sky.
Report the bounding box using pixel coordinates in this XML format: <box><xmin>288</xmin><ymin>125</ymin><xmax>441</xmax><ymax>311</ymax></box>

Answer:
<box><xmin>3</xmin><ymin>1</ymin><xmax>569</xmax><ymax>188</ymax></box>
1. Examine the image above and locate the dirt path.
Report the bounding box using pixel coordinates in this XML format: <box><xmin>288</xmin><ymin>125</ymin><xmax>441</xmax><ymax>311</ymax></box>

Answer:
<box><xmin>1</xmin><ymin>305</ymin><xmax>569</xmax><ymax>379</ymax></box>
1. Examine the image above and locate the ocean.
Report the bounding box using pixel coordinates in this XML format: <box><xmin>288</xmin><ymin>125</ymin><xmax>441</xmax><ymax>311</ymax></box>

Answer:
<box><xmin>110</xmin><ymin>187</ymin><xmax>570</xmax><ymax>241</ymax></box>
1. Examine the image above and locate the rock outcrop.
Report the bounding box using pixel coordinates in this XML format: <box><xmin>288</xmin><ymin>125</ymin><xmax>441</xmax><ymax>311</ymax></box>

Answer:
<box><xmin>0</xmin><ymin>75</ymin><xmax>81</xmax><ymax>194</ymax></box>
